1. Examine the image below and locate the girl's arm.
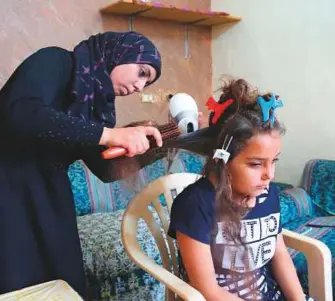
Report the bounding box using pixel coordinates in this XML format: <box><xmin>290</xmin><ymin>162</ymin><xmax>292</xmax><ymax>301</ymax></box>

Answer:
<box><xmin>271</xmin><ymin>233</ymin><xmax>306</xmax><ymax>301</ymax></box>
<box><xmin>177</xmin><ymin>231</ymin><xmax>243</xmax><ymax>301</ymax></box>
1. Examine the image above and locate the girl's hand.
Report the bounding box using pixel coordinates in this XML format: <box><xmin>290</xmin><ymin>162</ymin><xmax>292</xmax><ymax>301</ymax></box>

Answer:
<box><xmin>99</xmin><ymin>126</ymin><xmax>162</xmax><ymax>157</ymax></box>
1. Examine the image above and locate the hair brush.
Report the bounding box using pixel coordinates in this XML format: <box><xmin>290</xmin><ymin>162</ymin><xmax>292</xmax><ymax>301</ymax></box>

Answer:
<box><xmin>101</xmin><ymin>122</ymin><xmax>218</xmax><ymax>160</ymax></box>
<box><xmin>101</xmin><ymin>122</ymin><xmax>181</xmax><ymax>159</ymax></box>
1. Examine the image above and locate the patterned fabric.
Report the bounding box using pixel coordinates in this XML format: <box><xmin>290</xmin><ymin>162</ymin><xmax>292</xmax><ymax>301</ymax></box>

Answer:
<box><xmin>301</xmin><ymin>159</ymin><xmax>335</xmax><ymax>216</ymax></box>
<box><xmin>214</xmin><ymin>266</ymin><xmax>285</xmax><ymax>301</ymax></box>
<box><xmin>105</xmin><ymin>284</ymin><xmax>164</xmax><ymax>301</ymax></box>
<box><xmin>68</xmin><ymin>150</ymin><xmax>205</xmax><ymax>215</ymax></box>
<box><xmin>308</xmin><ymin>216</ymin><xmax>335</xmax><ymax>227</ymax></box>
<box><xmin>68</xmin><ymin>31</ymin><xmax>161</xmax><ymax>126</ymax></box>
<box><xmin>274</xmin><ymin>182</ymin><xmax>294</xmax><ymax>192</ymax></box>
<box><xmin>68</xmin><ymin>161</ymin><xmax>91</xmax><ymax>215</ymax></box>
<box><xmin>286</xmin><ymin>217</ymin><xmax>335</xmax><ymax>295</ymax></box>
<box><xmin>279</xmin><ymin>164</ymin><xmax>335</xmax><ymax>297</ymax></box>
<box><xmin>281</xmin><ymin>217</ymin><xmax>312</xmax><ymax>232</ymax></box>
<box><xmin>77</xmin><ymin>211</ymin><xmax>165</xmax><ymax>301</ymax></box>
<box><xmin>279</xmin><ymin>188</ymin><xmax>315</xmax><ymax>226</ymax></box>
<box><xmin>215</xmin><ymin>264</ymin><xmax>311</xmax><ymax>300</ymax></box>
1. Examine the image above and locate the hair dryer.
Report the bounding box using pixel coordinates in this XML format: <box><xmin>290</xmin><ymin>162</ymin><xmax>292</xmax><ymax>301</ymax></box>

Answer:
<box><xmin>168</xmin><ymin>93</ymin><xmax>199</xmax><ymax>134</ymax></box>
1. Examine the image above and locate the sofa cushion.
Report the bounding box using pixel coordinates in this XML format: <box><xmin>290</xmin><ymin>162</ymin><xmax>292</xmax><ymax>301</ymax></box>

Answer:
<box><xmin>287</xmin><ymin>217</ymin><xmax>335</xmax><ymax>296</ymax></box>
<box><xmin>103</xmin><ymin>284</ymin><xmax>165</xmax><ymax>301</ymax></box>
<box><xmin>69</xmin><ymin>151</ymin><xmax>205</xmax><ymax>215</ymax></box>
<box><xmin>307</xmin><ymin>216</ymin><xmax>335</xmax><ymax>227</ymax></box>
<box><xmin>301</xmin><ymin>159</ymin><xmax>335</xmax><ymax>216</ymax></box>
<box><xmin>77</xmin><ymin>210</ymin><xmax>165</xmax><ymax>301</ymax></box>
<box><xmin>274</xmin><ymin>182</ymin><xmax>294</xmax><ymax>192</ymax></box>
<box><xmin>282</xmin><ymin>217</ymin><xmax>312</xmax><ymax>232</ymax></box>
<box><xmin>68</xmin><ymin>161</ymin><xmax>91</xmax><ymax>216</ymax></box>
<box><xmin>279</xmin><ymin>188</ymin><xmax>314</xmax><ymax>226</ymax></box>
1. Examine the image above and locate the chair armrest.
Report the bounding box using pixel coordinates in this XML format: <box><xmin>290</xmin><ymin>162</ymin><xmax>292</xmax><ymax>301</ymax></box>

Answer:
<box><xmin>122</xmin><ymin>235</ymin><xmax>205</xmax><ymax>301</ymax></box>
<box><xmin>282</xmin><ymin>229</ymin><xmax>333</xmax><ymax>301</ymax></box>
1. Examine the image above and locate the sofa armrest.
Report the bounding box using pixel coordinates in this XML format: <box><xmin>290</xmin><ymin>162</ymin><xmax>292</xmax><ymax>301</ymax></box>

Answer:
<box><xmin>301</xmin><ymin>159</ymin><xmax>335</xmax><ymax>216</ymax></box>
<box><xmin>283</xmin><ymin>229</ymin><xmax>333</xmax><ymax>301</ymax></box>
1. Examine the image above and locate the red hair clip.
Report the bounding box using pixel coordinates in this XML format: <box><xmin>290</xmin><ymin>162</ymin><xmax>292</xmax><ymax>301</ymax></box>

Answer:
<box><xmin>206</xmin><ymin>97</ymin><xmax>234</xmax><ymax>124</ymax></box>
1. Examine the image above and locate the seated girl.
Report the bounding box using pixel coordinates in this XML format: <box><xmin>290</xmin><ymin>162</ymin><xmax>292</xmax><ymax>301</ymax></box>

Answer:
<box><xmin>168</xmin><ymin>78</ymin><xmax>313</xmax><ymax>301</ymax></box>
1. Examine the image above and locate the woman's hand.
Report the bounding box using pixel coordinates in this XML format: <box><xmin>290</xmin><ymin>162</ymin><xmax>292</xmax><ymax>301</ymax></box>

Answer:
<box><xmin>198</xmin><ymin>111</ymin><xmax>208</xmax><ymax>128</ymax></box>
<box><xmin>99</xmin><ymin>126</ymin><xmax>162</xmax><ymax>157</ymax></box>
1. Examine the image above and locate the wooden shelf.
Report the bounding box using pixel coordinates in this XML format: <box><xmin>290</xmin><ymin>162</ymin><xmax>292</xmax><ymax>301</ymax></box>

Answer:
<box><xmin>100</xmin><ymin>0</ymin><xmax>241</xmax><ymax>26</ymax></box>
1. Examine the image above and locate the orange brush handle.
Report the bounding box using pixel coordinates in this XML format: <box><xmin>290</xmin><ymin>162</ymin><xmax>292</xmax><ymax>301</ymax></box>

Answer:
<box><xmin>101</xmin><ymin>147</ymin><xmax>128</xmax><ymax>159</ymax></box>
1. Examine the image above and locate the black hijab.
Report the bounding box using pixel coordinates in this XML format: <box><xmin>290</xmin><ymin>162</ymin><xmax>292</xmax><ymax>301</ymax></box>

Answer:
<box><xmin>67</xmin><ymin>31</ymin><xmax>161</xmax><ymax>127</ymax></box>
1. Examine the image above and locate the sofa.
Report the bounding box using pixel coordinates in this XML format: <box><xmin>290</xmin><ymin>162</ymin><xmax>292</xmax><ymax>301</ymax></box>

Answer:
<box><xmin>280</xmin><ymin>159</ymin><xmax>335</xmax><ymax>295</ymax></box>
<box><xmin>69</xmin><ymin>156</ymin><xmax>335</xmax><ymax>300</ymax></box>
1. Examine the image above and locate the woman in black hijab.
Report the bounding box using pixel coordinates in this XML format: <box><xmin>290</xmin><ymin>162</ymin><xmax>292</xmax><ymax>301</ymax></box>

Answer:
<box><xmin>0</xmin><ymin>31</ymin><xmax>162</xmax><ymax>297</ymax></box>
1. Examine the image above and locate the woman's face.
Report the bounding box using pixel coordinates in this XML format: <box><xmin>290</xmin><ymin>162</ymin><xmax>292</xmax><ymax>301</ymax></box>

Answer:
<box><xmin>110</xmin><ymin>63</ymin><xmax>157</xmax><ymax>96</ymax></box>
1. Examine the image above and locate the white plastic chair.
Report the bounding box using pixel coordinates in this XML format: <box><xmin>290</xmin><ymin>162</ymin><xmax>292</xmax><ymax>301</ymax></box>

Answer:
<box><xmin>121</xmin><ymin>173</ymin><xmax>333</xmax><ymax>301</ymax></box>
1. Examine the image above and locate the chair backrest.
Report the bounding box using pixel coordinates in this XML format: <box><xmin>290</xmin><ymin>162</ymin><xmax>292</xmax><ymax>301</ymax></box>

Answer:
<box><xmin>121</xmin><ymin>173</ymin><xmax>201</xmax><ymax>301</ymax></box>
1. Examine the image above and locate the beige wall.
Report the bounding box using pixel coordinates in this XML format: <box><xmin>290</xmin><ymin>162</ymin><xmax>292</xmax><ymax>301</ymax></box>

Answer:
<box><xmin>0</xmin><ymin>0</ymin><xmax>211</xmax><ymax>126</ymax></box>
<box><xmin>212</xmin><ymin>0</ymin><xmax>335</xmax><ymax>185</ymax></box>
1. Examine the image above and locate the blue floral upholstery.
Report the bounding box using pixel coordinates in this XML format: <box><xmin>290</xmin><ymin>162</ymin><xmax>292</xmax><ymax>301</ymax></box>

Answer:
<box><xmin>301</xmin><ymin>159</ymin><xmax>335</xmax><ymax>216</ymax></box>
<box><xmin>77</xmin><ymin>211</ymin><xmax>165</xmax><ymax>301</ymax></box>
<box><xmin>279</xmin><ymin>187</ymin><xmax>315</xmax><ymax>226</ymax></box>
<box><xmin>279</xmin><ymin>159</ymin><xmax>335</xmax><ymax>297</ymax></box>
<box><xmin>68</xmin><ymin>161</ymin><xmax>92</xmax><ymax>216</ymax></box>
<box><xmin>286</xmin><ymin>217</ymin><xmax>335</xmax><ymax>295</ymax></box>
<box><xmin>275</xmin><ymin>182</ymin><xmax>294</xmax><ymax>192</ymax></box>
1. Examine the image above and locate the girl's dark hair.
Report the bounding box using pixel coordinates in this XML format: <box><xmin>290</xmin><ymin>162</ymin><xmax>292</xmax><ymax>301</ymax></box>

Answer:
<box><xmin>205</xmin><ymin>78</ymin><xmax>285</xmax><ymax>244</ymax></box>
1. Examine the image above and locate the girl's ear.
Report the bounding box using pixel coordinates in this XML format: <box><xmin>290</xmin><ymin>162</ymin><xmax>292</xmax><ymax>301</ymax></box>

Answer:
<box><xmin>225</xmin><ymin>165</ymin><xmax>232</xmax><ymax>180</ymax></box>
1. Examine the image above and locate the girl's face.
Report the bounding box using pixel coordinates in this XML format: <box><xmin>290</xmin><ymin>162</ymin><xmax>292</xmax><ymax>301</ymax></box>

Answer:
<box><xmin>110</xmin><ymin>63</ymin><xmax>157</xmax><ymax>96</ymax></box>
<box><xmin>226</xmin><ymin>131</ymin><xmax>282</xmax><ymax>199</ymax></box>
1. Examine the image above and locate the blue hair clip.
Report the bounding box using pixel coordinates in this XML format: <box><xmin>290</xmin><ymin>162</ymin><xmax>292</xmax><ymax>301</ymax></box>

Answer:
<box><xmin>257</xmin><ymin>93</ymin><xmax>283</xmax><ymax>125</ymax></box>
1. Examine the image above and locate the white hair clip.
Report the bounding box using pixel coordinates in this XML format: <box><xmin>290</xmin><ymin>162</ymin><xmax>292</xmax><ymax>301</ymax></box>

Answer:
<box><xmin>213</xmin><ymin>136</ymin><xmax>233</xmax><ymax>164</ymax></box>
